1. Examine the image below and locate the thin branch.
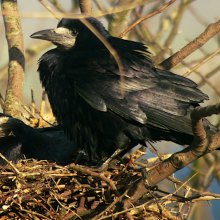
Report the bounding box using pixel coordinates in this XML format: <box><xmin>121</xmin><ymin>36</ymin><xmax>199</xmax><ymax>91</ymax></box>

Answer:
<box><xmin>123</xmin><ymin>103</ymin><xmax>220</xmax><ymax>209</ymax></box>
<box><xmin>203</xmin><ymin>152</ymin><xmax>220</xmax><ymax>185</ymax></box>
<box><xmin>201</xmin><ymin>155</ymin><xmax>220</xmax><ymax>191</ymax></box>
<box><xmin>0</xmin><ymin>153</ymin><xmax>20</xmax><ymax>174</ymax></box>
<box><xmin>154</xmin><ymin>0</ymin><xmax>188</xmax><ymax>64</ymax></box>
<box><xmin>181</xmin><ymin>61</ymin><xmax>220</xmax><ymax>98</ymax></box>
<box><xmin>48</xmin><ymin>0</ymin><xmax>66</xmax><ymax>13</ymax></box>
<box><xmin>119</xmin><ymin>0</ymin><xmax>177</xmax><ymax>38</ymax></box>
<box><xmin>92</xmin><ymin>186</ymin><xmax>131</xmax><ymax>220</ymax></box>
<box><xmin>0</xmin><ymin>93</ymin><xmax>4</xmax><ymax>110</ymax></box>
<box><xmin>93</xmin><ymin>0</ymin><xmax>106</xmax><ymax>13</ymax></box>
<box><xmin>67</xmin><ymin>163</ymin><xmax>120</xmax><ymax>197</ymax></box>
<box><xmin>38</xmin><ymin>89</ymin><xmax>46</xmax><ymax>127</ymax></box>
<box><xmin>188</xmin><ymin>6</ymin><xmax>209</xmax><ymax>27</ymax></box>
<box><xmin>197</xmin><ymin>65</ymin><xmax>220</xmax><ymax>88</ymax></box>
<box><xmin>38</xmin><ymin>0</ymin><xmax>61</xmax><ymax>20</ymax></box>
<box><xmin>31</xmin><ymin>85</ymin><xmax>35</xmax><ymax>116</ymax></box>
<box><xmin>158</xmin><ymin>20</ymin><xmax>220</xmax><ymax>70</ymax></box>
<box><xmin>108</xmin><ymin>0</ymin><xmax>133</xmax><ymax>37</ymax></box>
<box><xmin>183</xmin><ymin>47</ymin><xmax>220</xmax><ymax>77</ymax></box>
<box><xmin>136</xmin><ymin>11</ymin><xmax>163</xmax><ymax>52</ymax></box>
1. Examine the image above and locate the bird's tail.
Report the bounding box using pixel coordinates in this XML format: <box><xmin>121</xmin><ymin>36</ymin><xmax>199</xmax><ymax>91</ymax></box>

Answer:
<box><xmin>147</xmin><ymin>118</ymin><xmax>219</xmax><ymax>146</ymax></box>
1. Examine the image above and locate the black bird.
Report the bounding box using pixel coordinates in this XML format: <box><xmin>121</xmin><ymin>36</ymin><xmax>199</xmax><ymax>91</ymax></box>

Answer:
<box><xmin>30</xmin><ymin>18</ymin><xmax>218</xmax><ymax>164</ymax></box>
<box><xmin>0</xmin><ymin>113</ymin><xmax>77</xmax><ymax>166</ymax></box>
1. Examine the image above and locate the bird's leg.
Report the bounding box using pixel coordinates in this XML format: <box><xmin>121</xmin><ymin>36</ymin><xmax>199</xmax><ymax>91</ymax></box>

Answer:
<box><xmin>94</xmin><ymin>133</ymin><xmax>131</xmax><ymax>172</ymax></box>
<box><xmin>74</xmin><ymin>150</ymin><xmax>84</xmax><ymax>164</ymax></box>
<box><xmin>79</xmin><ymin>134</ymin><xmax>130</xmax><ymax>172</ymax></box>
<box><xmin>76</xmin><ymin>149</ymin><xmax>122</xmax><ymax>173</ymax></box>
<box><xmin>97</xmin><ymin>148</ymin><xmax>125</xmax><ymax>171</ymax></box>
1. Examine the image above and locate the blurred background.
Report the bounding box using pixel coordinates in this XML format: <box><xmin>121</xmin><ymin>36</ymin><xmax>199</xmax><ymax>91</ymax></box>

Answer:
<box><xmin>0</xmin><ymin>0</ymin><xmax>220</xmax><ymax>219</ymax></box>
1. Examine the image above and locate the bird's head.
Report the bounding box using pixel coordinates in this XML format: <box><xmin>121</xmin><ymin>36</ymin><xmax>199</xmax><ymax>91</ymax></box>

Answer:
<box><xmin>30</xmin><ymin>18</ymin><xmax>110</xmax><ymax>51</ymax></box>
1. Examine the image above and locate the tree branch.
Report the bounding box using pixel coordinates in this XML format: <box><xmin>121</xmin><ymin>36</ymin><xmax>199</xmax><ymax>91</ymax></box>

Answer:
<box><xmin>123</xmin><ymin>103</ymin><xmax>220</xmax><ymax>209</ymax></box>
<box><xmin>108</xmin><ymin>0</ymin><xmax>133</xmax><ymax>37</ymax></box>
<box><xmin>158</xmin><ymin>20</ymin><xmax>220</xmax><ymax>70</ymax></box>
<box><xmin>1</xmin><ymin>0</ymin><xmax>25</xmax><ymax>119</ymax></box>
<box><xmin>78</xmin><ymin>0</ymin><xmax>93</xmax><ymax>16</ymax></box>
<box><xmin>153</xmin><ymin>0</ymin><xmax>189</xmax><ymax>64</ymax></box>
<box><xmin>119</xmin><ymin>0</ymin><xmax>177</xmax><ymax>38</ymax></box>
<box><xmin>38</xmin><ymin>0</ymin><xmax>61</xmax><ymax>20</ymax></box>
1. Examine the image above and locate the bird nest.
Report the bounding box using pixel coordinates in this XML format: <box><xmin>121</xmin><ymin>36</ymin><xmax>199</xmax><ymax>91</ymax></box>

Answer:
<box><xmin>0</xmin><ymin>148</ymin><xmax>196</xmax><ymax>220</ymax></box>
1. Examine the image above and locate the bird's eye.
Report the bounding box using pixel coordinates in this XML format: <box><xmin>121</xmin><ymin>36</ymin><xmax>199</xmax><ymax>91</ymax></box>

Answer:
<box><xmin>72</xmin><ymin>30</ymin><xmax>78</xmax><ymax>35</ymax></box>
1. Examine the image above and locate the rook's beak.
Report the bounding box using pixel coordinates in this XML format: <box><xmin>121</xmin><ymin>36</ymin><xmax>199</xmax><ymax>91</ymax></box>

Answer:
<box><xmin>30</xmin><ymin>29</ymin><xmax>56</xmax><ymax>42</ymax></box>
<box><xmin>30</xmin><ymin>27</ymin><xmax>76</xmax><ymax>49</ymax></box>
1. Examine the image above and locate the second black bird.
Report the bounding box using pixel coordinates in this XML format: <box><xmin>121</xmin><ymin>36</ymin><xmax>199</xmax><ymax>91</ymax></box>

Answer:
<box><xmin>31</xmin><ymin>18</ymin><xmax>218</xmax><ymax>162</ymax></box>
<box><xmin>0</xmin><ymin>113</ymin><xmax>77</xmax><ymax>166</ymax></box>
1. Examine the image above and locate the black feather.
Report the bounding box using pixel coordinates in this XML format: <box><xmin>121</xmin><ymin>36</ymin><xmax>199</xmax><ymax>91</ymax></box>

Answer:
<box><xmin>0</xmin><ymin>113</ymin><xmax>77</xmax><ymax>166</ymax></box>
<box><xmin>31</xmin><ymin>18</ymin><xmax>218</xmax><ymax>160</ymax></box>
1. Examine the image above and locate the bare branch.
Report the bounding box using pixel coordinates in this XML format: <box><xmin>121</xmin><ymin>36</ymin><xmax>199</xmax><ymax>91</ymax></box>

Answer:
<box><xmin>38</xmin><ymin>0</ymin><xmax>61</xmax><ymax>20</ymax></box>
<box><xmin>123</xmin><ymin>103</ymin><xmax>220</xmax><ymax>209</ymax></box>
<box><xmin>38</xmin><ymin>89</ymin><xmax>46</xmax><ymax>127</ymax></box>
<box><xmin>108</xmin><ymin>0</ymin><xmax>133</xmax><ymax>37</ymax></box>
<box><xmin>181</xmin><ymin>60</ymin><xmax>220</xmax><ymax>98</ymax></box>
<box><xmin>78</xmin><ymin>0</ymin><xmax>93</xmax><ymax>16</ymax></box>
<box><xmin>119</xmin><ymin>0</ymin><xmax>177</xmax><ymax>38</ymax></box>
<box><xmin>48</xmin><ymin>0</ymin><xmax>66</xmax><ymax>13</ymax></box>
<box><xmin>0</xmin><ymin>93</ymin><xmax>4</xmax><ymax>110</ymax></box>
<box><xmin>158</xmin><ymin>20</ymin><xmax>220</xmax><ymax>70</ymax></box>
<box><xmin>1</xmin><ymin>0</ymin><xmax>25</xmax><ymax>118</ymax></box>
<box><xmin>183</xmin><ymin>47</ymin><xmax>220</xmax><ymax>77</ymax></box>
<box><xmin>154</xmin><ymin>0</ymin><xmax>189</xmax><ymax>64</ymax></box>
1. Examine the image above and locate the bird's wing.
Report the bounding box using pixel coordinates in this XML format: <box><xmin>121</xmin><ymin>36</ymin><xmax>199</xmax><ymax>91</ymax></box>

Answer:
<box><xmin>74</xmin><ymin>83</ymin><xmax>107</xmax><ymax>112</ymax></box>
<box><xmin>65</xmin><ymin>49</ymin><xmax>208</xmax><ymax>133</ymax></box>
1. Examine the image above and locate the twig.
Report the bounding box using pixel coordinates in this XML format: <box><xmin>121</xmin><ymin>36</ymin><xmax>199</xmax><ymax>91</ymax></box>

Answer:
<box><xmin>203</xmin><ymin>152</ymin><xmax>220</xmax><ymax>185</ymax></box>
<box><xmin>80</xmin><ymin>18</ymin><xmax>125</xmax><ymax>97</ymax></box>
<box><xmin>136</xmin><ymin>11</ymin><xmax>162</xmax><ymax>52</ymax></box>
<box><xmin>31</xmin><ymin>85</ymin><xmax>35</xmax><ymax>116</ymax></box>
<box><xmin>48</xmin><ymin>0</ymin><xmax>66</xmax><ymax>13</ymax></box>
<box><xmin>183</xmin><ymin>47</ymin><xmax>220</xmax><ymax>77</ymax></box>
<box><xmin>98</xmin><ymin>199</ymin><xmax>157</xmax><ymax>220</ymax></box>
<box><xmin>67</xmin><ymin>163</ymin><xmax>120</xmax><ymax>196</ymax></box>
<box><xmin>33</xmin><ymin>107</ymin><xmax>54</xmax><ymax>126</ymax></box>
<box><xmin>159</xmin><ymin>20</ymin><xmax>220</xmax><ymax>70</ymax></box>
<box><xmin>0</xmin><ymin>153</ymin><xmax>20</xmax><ymax>174</ymax></box>
<box><xmin>0</xmin><ymin>92</ymin><xmax>5</xmax><ymax>110</ymax></box>
<box><xmin>38</xmin><ymin>0</ymin><xmax>61</xmax><ymax>20</ymax></box>
<box><xmin>119</xmin><ymin>0</ymin><xmax>177</xmax><ymax>38</ymax></box>
<box><xmin>201</xmin><ymin>154</ymin><xmax>220</xmax><ymax>191</ymax></box>
<box><xmin>154</xmin><ymin>0</ymin><xmax>188</xmax><ymax>64</ymax></box>
<box><xmin>122</xmin><ymin>103</ymin><xmax>220</xmax><ymax>210</ymax></box>
<box><xmin>171</xmin><ymin>172</ymin><xmax>198</xmax><ymax>196</ymax></box>
<box><xmin>197</xmin><ymin>65</ymin><xmax>220</xmax><ymax>88</ymax></box>
<box><xmin>188</xmin><ymin>6</ymin><xmax>209</xmax><ymax>27</ymax></box>
<box><xmin>93</xmin><ymin>0</ymin><xmax>106</xmax><ymax>13</ymax></box>
<box><xmin>39</xmin><ymin>89</ymin><xmax>46</xmax><ymax>127</ymax></box>
<box><xmin>167</xmin><ymin>176</ymin><xmax>200</xmax><ymax>193</ymax></box>
<box><xmin>92</xmin><ymin>183</ymin><xmax>132</xmax><ymax>220</ymax></box>
<box><xmin>21</xmin><ymin>104</ymin><xmax>39</xmax><ymax>124</ymax></box>
<box><xmin>182</xmin><ymin>61</ymin><xmax>220</xmax><ymax>97</ymax></box>
<box><xmin>19</xmin><ymin>207</ymin><xmax>51</xmax><ymax>220</ymax></box>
